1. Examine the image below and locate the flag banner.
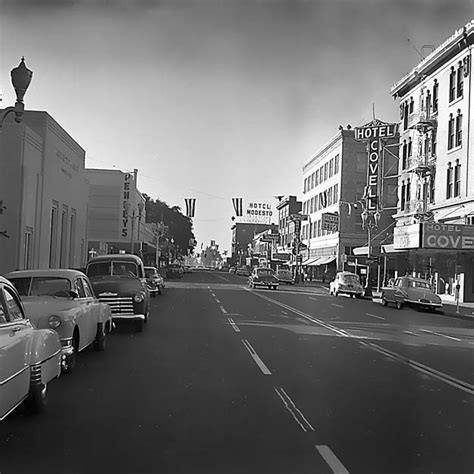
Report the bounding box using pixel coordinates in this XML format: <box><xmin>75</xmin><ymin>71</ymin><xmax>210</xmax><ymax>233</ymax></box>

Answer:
<box><xmin>232</xmin><ymin>197</ymin><xmax>243</xmax><ymax>217</ymax></box>
<box><xmin>185</xmin><ymin>198</ymin><xmax>196</xmax><ymax>218</ymax></box>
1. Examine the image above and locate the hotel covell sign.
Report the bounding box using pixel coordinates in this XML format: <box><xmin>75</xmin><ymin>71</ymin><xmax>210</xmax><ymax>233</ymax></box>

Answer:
<box><xmin>422</xmin><ymin>223</ymin><xmax>474</xmax><ymax>250</ymax></box>
<box><xmin>354</xmin><ymin>120</ymin><xmax>397</xmax><ymax>211</ymax></box>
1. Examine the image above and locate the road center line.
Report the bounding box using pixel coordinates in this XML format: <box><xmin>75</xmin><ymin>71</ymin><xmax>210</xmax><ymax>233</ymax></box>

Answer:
<box><xmin>219</xmin><ymin>305</ymin><xmax>227</xmax><ymax>314</ymax></box>
<box><xmin>316</xmin><ymin>445</ymin><xmax>349</xmax><ymax>474</ymax></box>
<box><xmin>310</xmin><ymin>297</ymin><xmax>318</xmax><ymax>301</ymax></box>
<box><xmin>331</xmin><ymin>303</ymin><xmax>343</xmax><ymax>308</ymax></box>
<box><xmin>403</xmin><ymin>330</ymin><xmax>419</xmax><ymax>336</ymax></box>
<box><xmin>365</xmin><ymin>313</ymin><xmax>385</xmax><ymax>320</ymax></box>
<box><xmin>228</xmin><ymin>318</ymin><xmax>240</xmax><ymax>332</ymax></box>
<box><xmin>241</xmin><ymin>339</ymin><xmax>271</xmax><ymax>375</ymax></box>
<box><xmin>419</xmin><ymin>328</ymin><xmax>462</xmax><ymax>342</ymax></box>
<box><xmin>215</xmin><ymin>299</ymin><xmax>221</xmax><ymax>303</ymax></box>
<box><xmin>274</xmin><ymin>386</ymin><xmax>315</xmax><ymax>433</ymax></box>
<box><xmin>246</xmin><ymin>288</ymin><xmax>474</xmax><ymax>395</ymax></box>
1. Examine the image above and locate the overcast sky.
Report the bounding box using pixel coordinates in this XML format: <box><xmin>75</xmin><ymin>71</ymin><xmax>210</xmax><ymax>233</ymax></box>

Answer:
<box><xmin>1</xmin><ymin>0</ymin><xmax>472</xmax><ymax>253</ymax></box>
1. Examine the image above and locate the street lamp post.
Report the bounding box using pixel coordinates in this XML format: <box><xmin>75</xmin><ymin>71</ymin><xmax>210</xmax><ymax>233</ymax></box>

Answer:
<box><xmin>0</xmin><ymin>58</ymin><xmax>33</xmax><ymax>129</ymax></box>
<box><xmin>361</xmin><ymin>206</ymin><xmax>381</xmax><ymax>297</ymax></box>
<box><xmin>129</xmin><ymin>201</ymin><xmax>144</xmax><ymax>257</ymax></box>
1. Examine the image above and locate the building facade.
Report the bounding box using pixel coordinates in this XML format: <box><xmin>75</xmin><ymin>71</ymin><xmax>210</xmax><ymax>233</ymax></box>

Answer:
<box><xmin>0</xmin><ymin>110</ymin><xmax>88</xmax><ymax>273</ymax></box>
<box><xmin>390</xmin><ymin>20</ymin><xmax>474</xmax><ymax>301</ymax></box>
<box><xmin>231</xmin><ymin>222</ymin><xmax>278</xmax><ymax>266</ymax></box>
<box><xmin>301</xmin><ymin>127</ymin><xmax>398</xmax><ymax>282</ymax></box>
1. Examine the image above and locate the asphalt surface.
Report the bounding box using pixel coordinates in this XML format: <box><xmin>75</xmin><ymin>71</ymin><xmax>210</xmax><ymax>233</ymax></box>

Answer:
<box><xmin>1</xmin><ymin>270</ymin><xmax>473</xmax><ymax>474</ymax></box>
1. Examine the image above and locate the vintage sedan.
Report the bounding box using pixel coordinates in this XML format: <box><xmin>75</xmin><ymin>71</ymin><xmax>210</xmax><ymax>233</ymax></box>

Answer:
<box><xmin>0</xmin><ymin>276</ymin><xmax>61</xmax><ymax>421</ymax></box>
<box><xmin>248</xmin><ymin>267</ymin><xmax>279</xmax><ymax>290</ymax></box>
<box><xmin>144</xmin><ymin>266</ymin><xmax>165</xmax><ymax>297</ymax></box>
<box><xmin>381</xmin><ymin>276</ymin><xmax>442</xmax><ymax>311</ymax></box>
<box><xmin>329</xmin><ymin>271</ymin><xmax>364</xmax><ymax>298</ymax></box>
<box><xmin>85</xmin><ymin>254</ymin><xmax>150</xmax><ymax>332</ymax></box>
<box><xmin>5</xmin><ymin>269</ymin><xmax>112</xmax><ymax>374</ymax></box>
<box><xmin>276</xmin><ymin>269</ymin><xmax>294</xmax><ymax>285</ymax></box>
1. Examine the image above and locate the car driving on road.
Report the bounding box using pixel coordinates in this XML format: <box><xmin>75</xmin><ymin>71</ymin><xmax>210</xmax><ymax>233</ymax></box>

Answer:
<box><xmin>329</xmin><ymin>271</ymin><xmax>364</xmax><ymax>298</ymax></box>
<box><xmin>248</xmin><ymin>267</ymin><xmax>279</xmax><ymax>290</ymax></box>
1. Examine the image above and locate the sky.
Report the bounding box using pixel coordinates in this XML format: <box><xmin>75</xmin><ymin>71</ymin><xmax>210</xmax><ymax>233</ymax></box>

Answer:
<box><xmin>1</xmin><ymin>0</ymin><xmax>473</xmax><ymax>254</ymax></box>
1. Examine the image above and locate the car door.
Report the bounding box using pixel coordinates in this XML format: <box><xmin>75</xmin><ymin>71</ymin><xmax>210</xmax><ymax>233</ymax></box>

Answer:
<box><xmin>0</xmin><ymin>283</ymin><xmax>33</xmax><ymax>420</ymax></box>
<box><xmin>73</xmin><ymin>277</ymin><xmax>96</xmax><ymax>350</ymax></box>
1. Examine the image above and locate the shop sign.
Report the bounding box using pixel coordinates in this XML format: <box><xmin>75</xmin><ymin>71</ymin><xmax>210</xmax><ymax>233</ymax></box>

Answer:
<box><xmin>393</xmin><ymin>223</ymin><xmax>421</xmax><ymax>249</ymax></box>
<box><xmin>272</xmin><ymin>252</ymin><xmax>290</xmax><ymax>261</ymax></box>
<box><xmin>322</xmin><ymin>212</ymin><xmax>339</xmax><ymax>231</ymax></box>
<box><xmin>120</xmin><ymin>172</ymin><xmax>133</xmax><ymax>238</ymax></box>
<box><xmin>354</xmin><ymin>123</ymin><xmax>397</xmax><ymax>140</ymax></box>
<box><xmin>365</xmin><ymin>139</ymin><xmax>379</xmax><ymax>211</ymax></box>
<box><xmin>242</xmin><ymin>201</ymin><xmax>273</xmax><ymax>224</ymax></box>
<box><xmin>422</xmin><ymin>223</ymin><xmax>474</xmax><ymax>250</ymax></box>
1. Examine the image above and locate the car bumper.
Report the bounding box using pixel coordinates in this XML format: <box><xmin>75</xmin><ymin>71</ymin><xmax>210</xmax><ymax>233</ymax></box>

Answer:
<box><xmin>60</xmin><ymin>338</ymin><xmax>74</xmax><ymax>357</ymax></box>
<box><xmin>112</xmin><ymin>313</ymin><xmax>146</xmax><ymax>320</ymax></box>
<box><xmin>407</xmin><ymin>299</ymin><xmax>442</xmax><ymax>308</ymax></box>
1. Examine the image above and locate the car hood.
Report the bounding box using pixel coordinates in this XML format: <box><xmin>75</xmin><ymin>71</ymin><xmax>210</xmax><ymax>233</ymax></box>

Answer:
<box><xmin>89</xmin><ymin>276</ymin><xmax>143</xmax><ymax>295</ymax></box>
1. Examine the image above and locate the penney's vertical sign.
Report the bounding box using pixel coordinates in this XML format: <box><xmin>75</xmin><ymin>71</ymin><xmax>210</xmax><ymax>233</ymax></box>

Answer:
<box><xmin>121</xmin><ymin>172</ymin><xmax>133</xmax><ymax>238</ymax></box>
<box><xmin>354</xmin><ymin>120</ymin><xmax>397</xmax><ymax>211</ymax></box>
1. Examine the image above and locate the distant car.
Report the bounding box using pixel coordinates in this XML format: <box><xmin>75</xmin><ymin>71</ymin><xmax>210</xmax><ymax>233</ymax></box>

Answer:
<box><xmin>248</xmin><ymin>267</ymin><xmax>279</xmax><ymax>290</ymax></box>
<box><xmin>329</xmin><ymin>272</ymin><xmax>364</xmax><ymax>298</ymax></box>
<box><xmin>85</xmin><ymin>254</ymin><xmax>150</xmax><ymax>332</ymax></box>
<box><xmin>276</xmin><ymin>269</ymin><xmax>294</xmax><ymax>285</ymax></box>
<box><xmin>167</xmin><ymin>264</ymin><xmax>184</xmax><ymax>279</ymax></box>
<box><xmin>144</xmin><ymin>266</ymin><xmax>165</xmax><ymax>297</ymax></box>
<box><xmin>381</xmin><ymin>276</ymin><xmax>442</xmax><ymax>311</ymax></box>
<box><xmin>228</xmin><ymin>267</ymin><xmax>236</xmax><ymax>274</ymax></box>
<box><xmin>0</xmin><ymin>276</ymin><xmax>61</xmax><ymax>420</ymax></box>
<box><xmin>5</xmin><ymin>269</ymin><xmax>113</xmax><ymax>374</ymax></box>
<box><xmin>236</xmin><ymin>267</ymin><xmax>251</xmax><ymax>276</ymax></box>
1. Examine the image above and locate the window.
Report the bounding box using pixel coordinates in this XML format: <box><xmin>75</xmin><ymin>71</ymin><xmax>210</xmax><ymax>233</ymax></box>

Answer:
<box><xmin>454</xmin><ymin>160</ymin><xmax>461</xmax><ymax>197</ymax></box>
<box><xmin>429</xmin><ymin>174</ymin><xmax>435</xmax><ymax>204</ymax></box>
<box><xmin>82</xmin><ymin>278</ymin><xmax>94</xmax><ymax>297</ymax></box>
<box><xmin>60</xmin><ymin>206</ymin><xmax>68</xmax><ymax>268</ymax></box>
<box><xmin>406</xmin><ymin>179</ymin><xmax>411</xmax><ymax>204</ymax></box>
<box><xmin>402</xmin><ymin>141</ymin><xmax>407</xmax><ymax>169</ymax></box>
<box><xmin>447</xmin><ymin>114</ymin><xmax>455</xmax><ymax>150</ymax></box>
<box><xmin>74</xmin><ymin>278</ymin><xmax>86</xmax><ymax>298</ymax></box>
<box><xmin>455</xmin><ymin>110</ymin><xmax>462</xmax><ymax>147</ymax></box>
<box><xmin>425</xmin><ymin>91</ymin><xmax>431</xmax><ymax>115</ymax></box>
<box><xmin>328</xmin><ymin>187</ymin><xmax>333</xmax><ymax>206</ymax></box>
<box><xmin>4</xmin><ymin>287</ymin><xmax>24</xmax><ymax>321</ymax></box>
<box><xmin>446</xmin><ymin>163</ymin><xmax>453</xmax><ymax>199</ymax></box>
<box><xmin>315</xmin><ymin>169</ymin><xmax>319</xmax><ymax>186</ymax></box>
<box><xmin>432</xmin><ymin>131</ymin><xmax>437</xmax><ymax>157</ymax></box>
<box><xmin>329</xmin><ymin>158</ymin><xmax>334</xmax><ymax>178</ymax></box>
<box><xmin>334</xmin><ymin>183</ymin><xmax>339</xmax><ymax>203</ymax></box>
<box><xmin>457</xmin><ymin>62</ymin><xmax>464</xmax><ymax>98</ymax></box>
<box><xmin>324</xmin><ymin>163</ymin><xmax>328</xmax><ymax>181</ymax></box>
<box><xmin>408</xmin><ymin>137</ymin><xmax>412</xmax><ymax>158</ymax></box>
<box><xmin>449</xmin><ymin>67</ymin><xmax>456</xmax><ymax>102</ymax></box>
<box><xmin>23</xmin><ymin>227</ymin><xmax>33</xmax><ymax>270</ymax></box>
<box><xmin>334</xmin><ymin>154</ymin><xmax>340</xmax><ymax>174</ymax></box>
<box><xmin>433</xmin><ymin>80</ymin><xmax>439</xmax><ymax>113</ymax></box>
<box><xmin>409</xmin><ymin>97</ymin><xmax>414</xmax><ymax>114</ymax></box>
<box><xmin>49</xmin><ymin>203</ymin><xmax>59</xmax><ymax>268</ymax></box>
<box><xmin>304</xmin><ymin>178</ymin><xmax>307</xmax><ymax>193</ymax></box>
<box><xmin>403</xmin><ymin>102</ymin><xmax>409</xmax><ymax>129</ymax></box>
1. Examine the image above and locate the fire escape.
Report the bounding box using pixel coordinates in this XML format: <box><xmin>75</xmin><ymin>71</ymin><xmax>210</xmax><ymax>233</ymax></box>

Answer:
<box><xmin>407</xmin><ymin>90</ymin><xmax>437</xmax><ymax>221</ymax></box>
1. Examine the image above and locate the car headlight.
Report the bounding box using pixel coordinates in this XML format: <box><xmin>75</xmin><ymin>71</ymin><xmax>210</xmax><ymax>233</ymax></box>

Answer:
<box><xmin>48</xmin><ymin>315</ymin><xmax>62</xmax><ymax>328</ymax></box>
<box><xmin>134</xmin><ymin>292</ymin><xmax>145</xmax><ymax>303</ymax></box>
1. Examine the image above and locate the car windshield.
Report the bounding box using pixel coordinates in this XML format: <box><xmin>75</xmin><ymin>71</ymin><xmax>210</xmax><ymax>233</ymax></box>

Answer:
<box><xmin>341</xmin><ymin>274</ymin><xmax>360</xmax><ymax>284</ymax></box>
<box><xmin>145</xmin><ymin>269</ymin><xmax>157</xmax><ymax>278</ymax></box>
<box><xmin>87</xmin><ymin>261</ymin><xmax>138</xmax><ymax>278</ymax></box>
<box><xmin>10</xmin><ymin>277</ymin><xmax>71</xmax><ymax>297</ymax></box>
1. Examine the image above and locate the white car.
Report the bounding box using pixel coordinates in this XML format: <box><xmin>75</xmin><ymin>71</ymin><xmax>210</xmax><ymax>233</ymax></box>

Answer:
<box><xmin>329</xmin><ymin>271</ymin><xmax>364</xmax><ymax>298</ymax></box>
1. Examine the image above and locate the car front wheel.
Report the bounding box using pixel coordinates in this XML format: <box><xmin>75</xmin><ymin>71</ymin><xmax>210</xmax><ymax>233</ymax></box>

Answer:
<box><xmin>93</xmin><ymin>323</ymin><xmax>107</xmax><ymax>351</ymax></box>
<box><xmin>396</xmin><ymin>301</ymin><xmax>403</xmax><ymax>310</ymax></box>
<box><xmin>25</xmin><ymin>383</ymin><xmax>48</xmax><ymax>414</ymax></box>
<box><xmin>382</xmin><ymin>294</ymin><xmax>388</xmax><ymax>306</ymax></box>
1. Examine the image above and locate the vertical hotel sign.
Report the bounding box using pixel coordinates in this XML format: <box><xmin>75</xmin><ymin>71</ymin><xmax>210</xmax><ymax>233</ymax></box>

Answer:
<box><xmin>121</xmin><ymin>173</ymin><xmax>133</xmax><ymax>238</ymax></box>
<box><xmin>354</xmin><ymin>120</ymin><xmax>397</xmax><ymax>211</ymax></box>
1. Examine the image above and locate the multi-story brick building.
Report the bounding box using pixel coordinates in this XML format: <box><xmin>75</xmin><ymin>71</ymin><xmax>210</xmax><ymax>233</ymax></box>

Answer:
<box><xmin>301</xmin><ymin>126</ymin><xmax>398</xmax><ymax>282</ymax></box>
<box><xmin>390</xmin><ymin>19</ymin><xmax>474</xmax><ymax>302</ymax></box>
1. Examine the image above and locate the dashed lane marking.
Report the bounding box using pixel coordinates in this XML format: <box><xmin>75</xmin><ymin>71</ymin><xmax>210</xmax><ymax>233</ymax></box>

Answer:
<box><xmin>274</xmin><ymin>386</ymin><xmax>315</xmax><ymax>433</ymax></box>
<box><xmin>316</xmin><ymin>445</ymin><xmax>349</xmax><ymax>474</ymax></box>
<box><xmin>331</xmin><ymin>303</ymin><xmax>343</xmax><ymax>308</ymax></box>
<box><xmin>241</xmin><ymin>339</ymin><xmax>271</xmax><ymax>375</ymax></box>
<box><xmin>310</xmin><ymin>297</ymin><xmax>318</xmax><ymax>301</ymax></box>
<box><xmin>219</xmin><ymin>305</ymin><xmax>227</xmax><ymax>314</ymax></box>
<box><xmin>365</xmin><ymin>312</ymin><xmax>385</xmax><ymax>320</ymax></box>
<box><xmin>228</xmin><ymin>318</ymin><xmax>240</xmax><ymax>332</ymax></box>
<box><xmin>419</xmin><ymin>328</ymin><xmax>462</xmax><ymax>342</ymax></box>
<box><xmin>403</xmin><ymin>330</ymin><xmax>419</xmax><ymax>336</ymax></box>
<box><xmin>215</xmin><ymin>299</ymin><xmax>221</xmax><ymax>303</ymax></box>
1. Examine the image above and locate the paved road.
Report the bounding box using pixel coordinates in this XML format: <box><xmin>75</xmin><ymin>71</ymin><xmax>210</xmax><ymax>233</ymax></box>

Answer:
<box><xmin>1</xmin><ymin>270</ymin><xmax>473</xmax><ymax>473</ymax></box>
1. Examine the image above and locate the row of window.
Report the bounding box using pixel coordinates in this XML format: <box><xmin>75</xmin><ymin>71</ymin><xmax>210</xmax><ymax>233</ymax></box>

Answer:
<box><xmin>446</xmin><ymin>160</ymin><xmax>461</xmax><ymax>199</ymax></box>
<box><xmin>303</xmin><ymin>155</ymin><xmax>339</xmax><ymax>193</ymax></box>
<box><xmin>302</xmin><ymin>184</ymin><xmax>339</xmax><ymax>215</ymax></box>
<box><xmin>49</xmin><ymin>204</ymin><xmax>77</xmax><ymax>269</ymax></box>
<box><xmin>301</xmin><ymin>219</ymin><xmax>336</xmax><ymax>240</ymax></box>
<box><xmin>447</xmin><ymin>110</ymin><xmax>462</xmax><ymax>150</ymax></box>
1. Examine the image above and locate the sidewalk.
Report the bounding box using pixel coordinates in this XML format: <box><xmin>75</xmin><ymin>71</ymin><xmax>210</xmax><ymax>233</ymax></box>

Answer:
<box><xmin>293</xmin><ymin>280</ymin><xmax>474</xmax><ymax>322</ymax></box>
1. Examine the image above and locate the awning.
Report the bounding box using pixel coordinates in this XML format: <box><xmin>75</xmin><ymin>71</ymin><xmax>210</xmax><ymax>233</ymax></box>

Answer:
<box><xmin>353</xmin><ymin>246</ymin><xmax>369</xmax><ymax>256</ymax></box>
<box><xmin>314</xmin><ymin>255</ymin><xmax>336</xmax><ymax>266</ymax></box>
<box><xmin>301</xmin><ymin>257</ymin><xmax>316</xmax><ymax>266</ymax></box>
<box><xmin>382</xmin><ymin>244</ymin><xmax>405</xmax><ymax>254</ymax></box>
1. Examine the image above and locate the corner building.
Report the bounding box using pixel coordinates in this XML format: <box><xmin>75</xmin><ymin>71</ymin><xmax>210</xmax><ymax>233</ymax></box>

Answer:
<box><xmin>390</xmin><ymin>20</ymin><xmax>474</xmax><ymax>302</ymax></box>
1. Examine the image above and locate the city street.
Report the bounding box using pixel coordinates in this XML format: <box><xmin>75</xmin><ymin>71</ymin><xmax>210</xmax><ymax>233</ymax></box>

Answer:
<box><xmin>1</xmin><ymin>269</ymin><xmax>473</xmax><ymax>474</ymax></box>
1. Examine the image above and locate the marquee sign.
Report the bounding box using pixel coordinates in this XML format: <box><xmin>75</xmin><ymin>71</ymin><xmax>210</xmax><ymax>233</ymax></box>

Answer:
<box><xmin>422</xmin><ymin>223</ymin><xmax>474</xmax><ymax>250</ymax></box>
<box><xmin>242</xmin><ymin>200</ymin><xmax>273</xmax><ymax>224</ymax></box>
<box><xmin>322</xmin><ymin>212</ymin><xmax>339</xmax><ymax>231</ymax></box>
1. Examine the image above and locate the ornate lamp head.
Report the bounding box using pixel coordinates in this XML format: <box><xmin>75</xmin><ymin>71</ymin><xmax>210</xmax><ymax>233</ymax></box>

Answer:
<box><xmin>11</xmin><ymin>57</ymin><xmax>33</xmax><ymax>104</ymax></box>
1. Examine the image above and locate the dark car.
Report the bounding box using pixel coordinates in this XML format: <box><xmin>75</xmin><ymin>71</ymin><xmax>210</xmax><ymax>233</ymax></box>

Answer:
<box><xmin>144</xmin><ymin>266</ymin><xmax>165</xmax><ymax>296</ymax></box>
<box><xmin>85</xmin><ymin>254</ymin><xmax>150</xmax><ymax>332</ymax></box>
<box><xmin>248</xmin><ymin>267</ymin><xmax>279</xmax><ymax>290</ymax></box>
<box><xmin>167</xmin><ymin>263</ymin><xmax>184</xmax><ymax>279</ymax></box>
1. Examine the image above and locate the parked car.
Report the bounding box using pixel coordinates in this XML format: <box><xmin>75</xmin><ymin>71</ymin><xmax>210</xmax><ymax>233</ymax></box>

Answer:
<box><xmin>0</xmin><ymin>276</ymin><xmax>61</xmax><ymax>420</ymax></box>
<box><xmin>236</xmin><ymin>266</ymin><xmax>251</xmax><ymax>277</ymax></box>
<box><xmin>167</xmin><ymin>263</ymin><xmax>184</xmax><ymax>279</ymax></box>
<box><xmin>329</xmin><ymin>271</ymin><xmax>364</xmax><ymax>298</ymax></box>
<box><xmin>144</xmin><ymin>266</ymin><xmax>165</xmax><ymax>296</ymax></box>
<box><xmin>276</xmin><ymin>269</ymin><xmax>294</xmax><ymax>285</ymax></box>
<box><xmin>381</xmin><ymin>276</ymin><xmax>442</xmax><ymax>311</ymax></box>
<box><xmin>228</xmin><ymin>266</ymin><xmax>236</xmax><ymax>274</ymax></box>
<box><xmin>85</xmin><ymin>254</ymin><xmax>150</xmax><ymax>332</ymax></box>
<box><xmin>5</xmin><ymin>269</ymin><xmax>113</xmax><ymax>374</ymax></box>
<box><xmin>248</xmin><ymin>267</ymin><xmax>279</xmax><ymax>290</ymax></box>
